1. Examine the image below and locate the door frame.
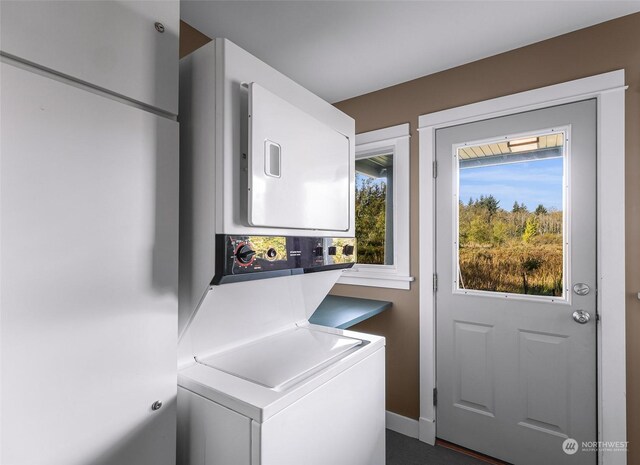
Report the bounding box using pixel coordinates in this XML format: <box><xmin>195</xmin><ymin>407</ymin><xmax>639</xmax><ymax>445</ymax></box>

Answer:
<box><xmin>418</xmin><ymin>70</ymin><xmax>627</xmax><ymax>465</ymax></box>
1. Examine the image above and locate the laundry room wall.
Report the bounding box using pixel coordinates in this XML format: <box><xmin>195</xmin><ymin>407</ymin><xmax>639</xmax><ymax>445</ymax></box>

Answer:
<box><xmin>180</xmin><ymin>20</ymin><xmax>211</xmax><ymax>58</ymax></box>
<box><xmin>330</xmin><ymin>11</ymin><xmax>640</xmax><ymax>462</ymax></box>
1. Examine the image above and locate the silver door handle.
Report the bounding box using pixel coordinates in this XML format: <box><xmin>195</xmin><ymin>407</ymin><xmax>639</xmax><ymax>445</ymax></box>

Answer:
<box><xmin>572</xmin><ymin>310</ymin><xmax>591</xmax><ymax>324</ymax></box>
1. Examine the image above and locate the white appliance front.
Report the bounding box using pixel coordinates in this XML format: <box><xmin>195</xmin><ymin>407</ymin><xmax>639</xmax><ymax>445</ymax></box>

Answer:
<box><xmin>255</xmin><ymin>345</ymin><xmax>384</xmax><ymax>465</ymax></box>
<box><xmin>178</xmin><ymin>324</ymin><xmax>385</xmax><ymax>465</ymax></box>
<box><xmin>177</xmin><ymin>272</ymin><xmax>385</xmax><ymax>465</ymax></box>
<box><xmin>177</xmin><ymin>38</ymin><xmax>383</xmax><ymax>465</ymax></box>
<box><xmin>248</xmin><ymin>83</ymin><xmax>351</xmax><ymax>231</ymax></box>
<box><xmin>178</xmin><ymin>38</ymin><xmax>356</xmax><ymax>335</ymax></box>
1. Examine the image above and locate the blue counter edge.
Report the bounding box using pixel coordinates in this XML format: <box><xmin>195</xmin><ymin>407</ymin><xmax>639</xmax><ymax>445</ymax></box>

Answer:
<box><xmin>309</xmin><ymin>295</ymin><xmax>392</xmax><ymax>329</ymax></box>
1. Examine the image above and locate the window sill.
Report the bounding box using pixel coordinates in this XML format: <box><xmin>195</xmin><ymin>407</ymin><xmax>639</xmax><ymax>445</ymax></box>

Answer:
<box><xmin>337</xmin><ymin>270</ymin><xmax>414</xmax><ymax>290</ymax></box>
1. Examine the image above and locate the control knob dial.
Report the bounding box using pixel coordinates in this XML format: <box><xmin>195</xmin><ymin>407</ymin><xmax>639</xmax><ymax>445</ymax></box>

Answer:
<box><xmin>235</xmin><ymin>243</ymin><xmax>256</xmax><ymax>265</ymax></box>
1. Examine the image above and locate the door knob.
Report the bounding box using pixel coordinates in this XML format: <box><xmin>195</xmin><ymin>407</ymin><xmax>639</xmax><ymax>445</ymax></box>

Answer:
<box><xmin>572</xmin><ymin>310</ymin><xmax>591</xmax><ymax>324</ymax></box>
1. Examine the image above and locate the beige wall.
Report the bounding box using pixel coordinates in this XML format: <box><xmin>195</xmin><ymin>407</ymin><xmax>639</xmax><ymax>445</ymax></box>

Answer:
<box><xmin>180</xmin><ymin>20</ymin><xmax>212</xmax><ymax>59</ymax></box>
<box><xmin>331</xmin><ymin>12</ymin><xmax>640</xmax><ymax>461</ymax></box>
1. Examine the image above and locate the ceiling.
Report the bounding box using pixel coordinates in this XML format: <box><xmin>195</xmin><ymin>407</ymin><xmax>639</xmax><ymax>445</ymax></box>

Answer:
<box><xmin>181</xmin><ymin>1</ymin><xmax>640</xmax><ymax>103</ymax></box>
<box><xmin>459</xmin><ymin>133</ymin><xmax>563</xmax><ymax>160</ymax></box>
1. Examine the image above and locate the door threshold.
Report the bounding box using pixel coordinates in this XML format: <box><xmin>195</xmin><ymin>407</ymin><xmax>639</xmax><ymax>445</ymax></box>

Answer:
<box><xmin>436</xmin><ymin>439</ymin><xmax>511</xmax><ymax>465</ymax></box>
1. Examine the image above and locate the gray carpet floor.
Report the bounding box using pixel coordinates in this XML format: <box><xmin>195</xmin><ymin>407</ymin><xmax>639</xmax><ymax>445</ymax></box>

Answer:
<box><xmin>386</xmin><ymin>430</ymin><xmax>487</xmax><ymax>465</ymax></box>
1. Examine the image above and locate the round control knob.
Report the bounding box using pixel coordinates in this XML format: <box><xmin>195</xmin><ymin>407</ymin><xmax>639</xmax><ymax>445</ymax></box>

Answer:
<box><xmin>235</xmin><ymin>244</ymin><xmax>256</xmax><ymax>265</ymax></box>
<box><xmin>342</xmin><ymin>244</ymin><xmax>355</xmax><ymax>256</ymax></box>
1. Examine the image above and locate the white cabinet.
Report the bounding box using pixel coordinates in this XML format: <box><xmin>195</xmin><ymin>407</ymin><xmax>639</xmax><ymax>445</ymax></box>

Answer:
<box><xmin>0</xmin><ymin>62</ymin><xmax>178</xmax><ymax>465</ymax></box>
<box><xmin>0</xmin><ymin>0</ymin><xmax>179</xmax><ymax>114</ymax></box>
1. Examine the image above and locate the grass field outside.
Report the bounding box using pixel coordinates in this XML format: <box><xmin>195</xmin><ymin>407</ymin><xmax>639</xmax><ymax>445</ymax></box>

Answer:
<box><xmin>459</xmin><ymin>241</ymin><xmax>564</xmax><ymax>296</ymax></box>
<box><xmin>458</xmin><ymin>196</ymin><xmax>564</xmax><ymax>297</ymax></box>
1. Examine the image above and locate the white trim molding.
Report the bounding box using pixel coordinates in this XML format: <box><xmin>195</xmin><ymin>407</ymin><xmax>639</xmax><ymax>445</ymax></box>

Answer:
<box><xmin>386</xmin><ymin>410</ymin><xmax>420</xmax><ymax>439</ymax></box>
<box><xmin>338</xmin><ymin>123</ymin><xmax>414</xmax><ymax>290</ymax></box>
<box><xmin>418</xmin><ymin>70</ymin><xmax>627</xmax><ymax>465</ymax></box>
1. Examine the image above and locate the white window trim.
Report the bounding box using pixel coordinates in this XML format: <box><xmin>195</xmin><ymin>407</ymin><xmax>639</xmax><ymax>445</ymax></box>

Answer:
<box><xmin>338</xmin><ymin>123</ymin><xmax>414</xmax><ymax>290</ymax></box>
<box><xmin>418</xmin><ymin>70</ymin><xmax>627</xmax><ymax>465</ymax></box>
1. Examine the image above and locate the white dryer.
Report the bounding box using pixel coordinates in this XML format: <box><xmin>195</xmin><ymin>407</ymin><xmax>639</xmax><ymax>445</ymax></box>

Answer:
<box><xmin>177</xmin><ymin>271</ymin><xmax>385</xmax><ymax>465</ymax></box>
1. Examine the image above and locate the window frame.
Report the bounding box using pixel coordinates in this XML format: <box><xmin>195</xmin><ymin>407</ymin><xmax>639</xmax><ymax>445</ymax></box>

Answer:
<box><xmin>338</xmin><ymin>123</ymin><xmax>414</xmax><ymax>289</ymax></box>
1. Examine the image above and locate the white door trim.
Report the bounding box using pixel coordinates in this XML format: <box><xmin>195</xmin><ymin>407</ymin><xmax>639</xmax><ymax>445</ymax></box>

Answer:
<box><xmin>418</xmin><ymin>70</ymin><xmax>627</xmax><ymax>465</ymax></box>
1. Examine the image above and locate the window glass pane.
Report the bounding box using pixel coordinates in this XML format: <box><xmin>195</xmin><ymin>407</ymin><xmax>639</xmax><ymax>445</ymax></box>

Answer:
<box><xmin>457</xmin><ymin>132</ymin><xmax>565</xmax><ymax>297</ymax></box>
<box><xmin>355</xmin><ymin>153</ymin><xmax>394</xmax><ymax>265</ymax></box>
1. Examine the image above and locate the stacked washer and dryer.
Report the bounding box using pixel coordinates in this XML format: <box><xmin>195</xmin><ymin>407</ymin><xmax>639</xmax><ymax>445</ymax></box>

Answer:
<box><xmin>177</xmin><ymin>39</ymin><xmax>385</xmax><ymax>465</ymax></box>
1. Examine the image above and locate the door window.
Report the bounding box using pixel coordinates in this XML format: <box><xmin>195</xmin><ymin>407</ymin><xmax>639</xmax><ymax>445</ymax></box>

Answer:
<box><xmin>454</xmin><ymin>129</ymin><xmax>567</xmax><ymax>298</ymax></box>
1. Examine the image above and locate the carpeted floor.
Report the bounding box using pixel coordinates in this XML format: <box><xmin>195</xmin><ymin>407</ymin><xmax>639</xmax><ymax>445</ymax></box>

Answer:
<box><xmin>386</xmin><ymin>430</ymin><xmax>488</xmax><ymax>465</ymax></box>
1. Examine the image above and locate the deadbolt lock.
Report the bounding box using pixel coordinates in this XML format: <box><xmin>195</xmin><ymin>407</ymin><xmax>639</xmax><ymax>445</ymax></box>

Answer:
<box><xmin>573</xmin><ymin>283</ymin><xmax>591</xmax><ymax>296</ymax></box>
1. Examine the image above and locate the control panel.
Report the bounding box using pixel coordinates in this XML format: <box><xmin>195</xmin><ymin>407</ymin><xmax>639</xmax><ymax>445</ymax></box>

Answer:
<box><xmin>213</xmin><ymin>235</ymin><xmax>356</xmax><ymax>285</ymax></box>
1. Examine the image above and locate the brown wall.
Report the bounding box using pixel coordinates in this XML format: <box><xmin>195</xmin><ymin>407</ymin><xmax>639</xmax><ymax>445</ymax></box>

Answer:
<box><xmin>331</xmin><ymin>12</ymin><xmax>640</xmax><ymax>459</ymax></box>
<box><xmin>180</xmin><ymin>20</ymin><xmax>212</xmax><ymax>59</ymax></box>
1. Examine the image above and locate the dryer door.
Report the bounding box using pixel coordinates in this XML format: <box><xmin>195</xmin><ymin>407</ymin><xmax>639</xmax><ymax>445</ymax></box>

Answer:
<box><xmin>248</xmin><ymin>83</ymin><xmax>351</xmax><ymax>231</ymax></box>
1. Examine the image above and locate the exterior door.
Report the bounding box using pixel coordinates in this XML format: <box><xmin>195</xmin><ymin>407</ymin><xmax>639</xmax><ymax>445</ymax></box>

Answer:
<box><xmin>435</xmin><ymin>100</ymin><xmax>597</xmax><ymax>464</ymax></box>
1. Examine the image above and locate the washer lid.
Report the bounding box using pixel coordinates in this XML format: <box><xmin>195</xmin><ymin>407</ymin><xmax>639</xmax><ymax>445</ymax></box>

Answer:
<box><xmin>196</xmin><ymin>327</ymin><xmax>363</xmax><ymax>391</ymax></box>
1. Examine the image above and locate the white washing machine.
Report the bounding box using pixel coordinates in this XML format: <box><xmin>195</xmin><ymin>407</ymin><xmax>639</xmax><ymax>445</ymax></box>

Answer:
<box><xmin>177</xmin><ymin>271</ymin><xmax>385</xmax><ymax>465</ymax></box>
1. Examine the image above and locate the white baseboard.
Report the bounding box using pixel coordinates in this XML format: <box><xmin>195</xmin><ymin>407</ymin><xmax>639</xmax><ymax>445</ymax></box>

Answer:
<box><xmin>385</xmin><ymin>411</ymin><xmax>419</xmax><ymax>439</ymax></box>
<box><xmin>419</xmin><ymin>416</ymin><xmax>436</xmax><ymax>445</ymax></box>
